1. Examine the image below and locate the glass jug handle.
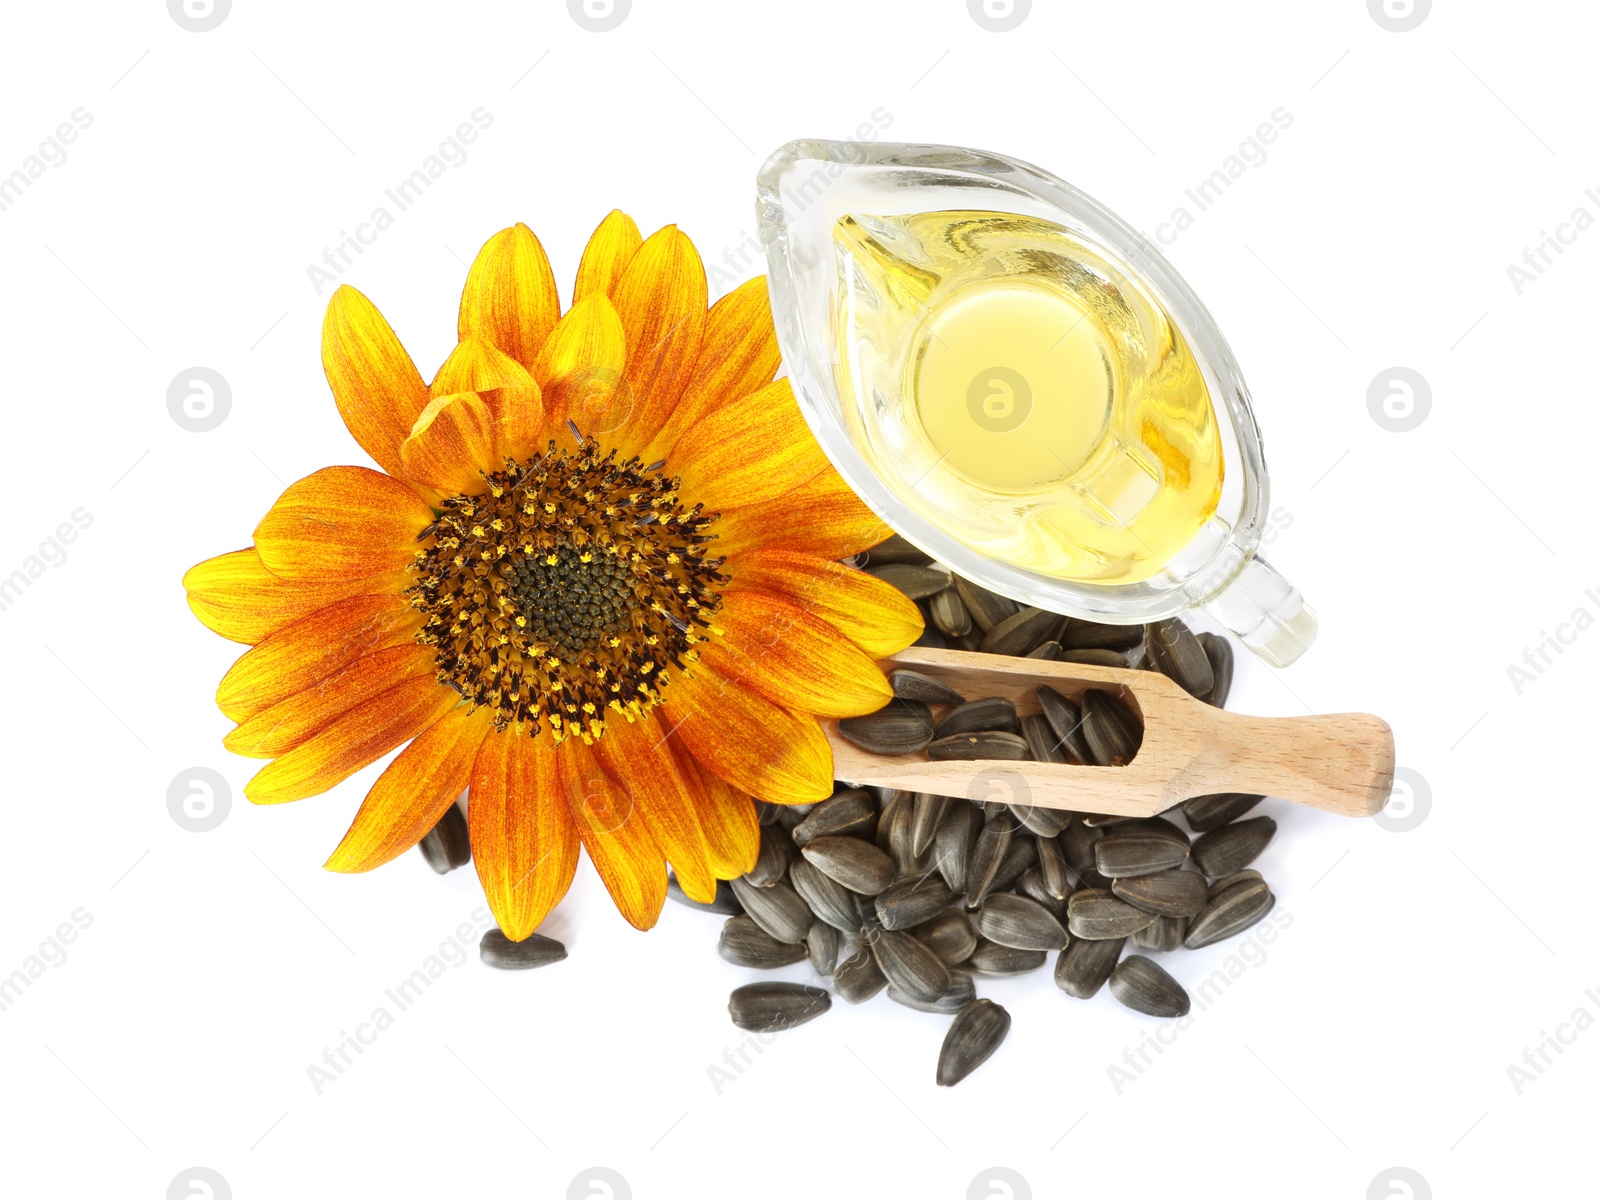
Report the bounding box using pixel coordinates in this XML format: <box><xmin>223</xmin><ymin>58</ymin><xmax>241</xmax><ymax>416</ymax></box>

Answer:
<box><xmin>1202</xmin><ymin>554</ymin><xmax>1318</xmax><ymax>668</ymax></box>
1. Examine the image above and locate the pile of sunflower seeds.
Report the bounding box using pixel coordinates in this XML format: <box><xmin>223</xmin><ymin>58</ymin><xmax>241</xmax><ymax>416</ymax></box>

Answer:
<box><xmin>694</xmin><ymin>541</ymin><xmax>1279</xmax><ymax>1086</ymax></box>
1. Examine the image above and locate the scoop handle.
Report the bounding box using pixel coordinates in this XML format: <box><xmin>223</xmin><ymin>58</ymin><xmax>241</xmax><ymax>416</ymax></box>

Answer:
<box><xmin>1194</xmin><ymin>710</ymin><xmax>1395</xmax><ymax>817</ymax></box>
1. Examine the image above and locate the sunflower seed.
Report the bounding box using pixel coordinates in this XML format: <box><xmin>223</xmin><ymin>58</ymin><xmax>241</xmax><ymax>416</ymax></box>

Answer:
<box><xmin>976</xmin><ymin>893</ymin><xmax>1069</xmax><ymax>951</ymax></box>
<box><xmin>789</xmin><ymin>858</ymin><xmax>864</xmax><ymax>934</ymax></box>
<box><xmin>928</xmin><ymin>588</ymin><xmax>973</xmax><ymax>637</ymax></box>
<box><xmin>989</xmin><ymin>834</ymin><xmax>1039</xmax><ymax>894</ymax></box>
<box><xmin>755</xmin><ymin>798</ymin><xmax>807</xmax><ymax>829</ymax></box>
<box><xmin>889</xmin><ymin>669</ymin><xmax>966</xmax><ymax>706</ymax></box>
<box><xmin>869</xmin><ymin>928</ymin><xmax>952</xmax><ymax>1003</ymax></box>
<box><xmin>914</xmin><ymin>625</ymin><xmax>948</xmax><ymax>649</ymax></box>
<box><xmin>915</xmin><ymin>911</ymin><xmax>979</xmax><ymax>967</ymax></box>
<box><xmin>718</xmin><ymin>915</ymin><xmax>810</xmax><ymax>969</ymax></box>
<box><xmin>1035</xmin><ymin>835</ymin><xmax>1072</xmax><ymax>899</ymax></box>
<box><xmin>801</xmin><ymin>836</ymin><xmax>896</xmax><ymax>896</ymax></box>
<box><xmin>1112</xmin><ymin>869</ymin><xmax>1209</xmax><ymax>917</ymax></box>
<box><xmin>1112</xmin><ymin>815</ymin><xmax>1191</xmax><ymax>846</ymax></box>
<box><xmin>953</xmin><ymin>576</ymin><xmax>1019</xmax><ymax>633</ymax></box>
<box><xmin>965</xmin><ymin>810</ymin><xmax>1016</xmax><ymax>907</ymax></box>
<box><xmin>934</xmin><ymin>802</ymin><xmax>981</xmax><ymax>893</ymax></box>
<box><xmin>1054</xmin><ymin>936</ymin><xmax>1125</xmax><ymax>998</ymax></box>
<box><xmin>1143</xmin><ymin>618</ymin><xmax>1214</xmax><ymax>699</ymax></box>
<box><xmin>909</xmin><ymin>793</ymin><xmax>951</xmax><ymax>856</ymax></box>
<box><xmin>728</xmin><ymin>981</ymin><xmax>832</xmax><ymax>1031</ymax></box>
<box><xmin>479</xmin><ymin>929</ymin><xmax>567</xmax><ymax>970</ymax></box>
<box><xmin>837</xmin><ymin>699</ymin><xmax>935</xmax><ymax>756</ymax></box>
<box><xmin>791</xmin><ymin>788</ymin><xmax>878</xmax><ymax>848</ymax></box>
<box><xmin>1181</xmin><ymin>792</ymin><xmax>1264</xmax><ymax>833</ymax></box>
<box><xmin>883</xmin><ymin>795</ymin><xmax>933</xmax><ymax>877</ymax></box>
<box><xmin>980</xmin><ymin>606</ymin><xmax>1068</xmax><ymax>656</ymax></box>
<box><xmin>1192</xmin><ymin>817</ymin><xmax>1276</xmax><ymax>879</ymax></box>
<box><xmin>952</xmin><ymin>631</ymin><xmax>983</xmax><ymax>652</ymax></box>
<box><xmin>876</xmin><ymin>876</ymin><xmax>959</xmax><ymax>930</ymax></box>
<box><xmin>418</xmin><ymin>803</ymin><xmax>471</xmax><ymax>873</ymax></box>
<box><xmin>964</xmin><ymin>939</ymin><xmax>1048</xmax><ymax>976</ymax></box>
<box><xmin>1094</xmin><ymin>833</ymin><xmax>1190</xmax><ymax>879</ymax></box>
<box><xmin>869</xmin><ymin>563</ymin><xmax>950</xmax><ymax>600</ymax></box>
<box><xmin>832</xmin><ymin>946</ymin><xmax>888</xmax><ymax>1003</ymax></box>
<box><xmin>806</xmin><ymin>921</ymin><xmax>840</xmax><ymax>976</ymax></box>
<box><xmin>1061</xmin><ymin>817</ymin><xmax>1102</xmax><ymax>872</ymax></box>
<box><xmin>937</xmin><ymin>998</ymin><xmax>1011</xmax><ymax>1086</ymax></box>
<box><xmin>1009</xmin><ymin>801</ymin><xmax>1072</xmax><ymax>838</ymax></box>
<box><xmin>934</xmin><ymin>697</ymin><xmax>1021</xmax><ymax>739</ymax></box>
<box><xmin>1131</xmin><ymin>914</ymin><xmax>1187</xmax><ymax>953</ymax></box>
<box><xmin>889</xmin><ymin>968</ymin><xmax>977</xmax><ymax>1014</ymax></box>
<box><xmin>866</xmin><ymin>533</ymin><xmax>933</xmax><ymax>565</ymax></box>
<box><xmin>744</xmin><ymin>821</ymin><xmax>798</xmax><ymax>887</ymax></box>
<box><xmin>1210</xmin><ymin>869</ymin><xmax>1264</xmax><ymax>894</ymax></box>
<box><xmin>929</xmin><ymin>730</ymin><xmax>1030</xmax><ymax>761</ymax></box>
<box><xmin>667</xmin><ymin>872</ymin><xmax>742</xmax><ymax>916</ymax></box>
<box><xmin>1036</xmin><ymin>686</ymin><xmax>1092</xmax><ymax>764</ymax></box>
<box><xmin>875</xmin><ymin>789</ymin><xmax>908</xmax><ymax>851</ymax></box>
<box><xmin>1109</xmin><ymin>955</ymin><xmax>1191</xmax><ymax>1018</ymax></box>
<box><xmin>1185</xmin><ymin>878</ymin><xmax>1275</xmax><ymax>948</ymax></box>
<box><xmin>1061</xmin><ymin>619</ymin><xmax>1144</xmax><ymax>652</ymax></box>
<box><xmin>1060</xmin><ymin>648</ymin><xmax>1132</xmax><ymax>668</ymax></box>
<box><xmin>1017</xmin><ymin>714</ymin><xmax>1064</xmax><ymax>766</ymax></box>
<box><xmin>1074</xmin><ymin>867</ymin><xmax>1115</xmax><ymax>893</ymax></box>
<box><xmin>1081</xmin><ymin>689</ymin><xmax>1143</xmax><ymax>766</ymax></box>
<box><xmin>729</xmin><ymin>877</ymin><xmax>813</xmax><ymax>944</ymax></box>
<box><xmin>1198</xmin><ymin>631</ymin><xmax>1234</xmax><ymax>708</ymax></box>
<box><xmin>1013</xmin><ymin>869</ymin><xmax>1064</xmax><ymax>920</ymax></box>
<box><xmin>1067</xmin><ymin>889</ymin><xmax>1159</xmax><ymax>940</ymax></box>
<box><xmin>1026</xmin><ymin>640</ymin><xmax>1063</xmax><ymax>660</ymax></box>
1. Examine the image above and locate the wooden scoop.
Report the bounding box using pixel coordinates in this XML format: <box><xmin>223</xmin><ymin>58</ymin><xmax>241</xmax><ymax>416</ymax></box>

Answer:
<box><xmin>823</xmin><ymin>647</ymin><xmax>1394</xmax><ymax>819</ymax></box>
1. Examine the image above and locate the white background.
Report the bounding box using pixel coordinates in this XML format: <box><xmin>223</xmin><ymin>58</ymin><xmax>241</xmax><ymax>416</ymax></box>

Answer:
<box><xmin>1</xmin><ymin>1</ymin><xmax>1593</xmax><ymax>1197</ymax></box>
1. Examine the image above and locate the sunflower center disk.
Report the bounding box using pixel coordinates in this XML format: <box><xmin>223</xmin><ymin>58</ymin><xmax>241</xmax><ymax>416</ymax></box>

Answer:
<box><xmin>406</xmin><ymin>437</ymin><xmax>724</xmax><ymax>742</ymax></box>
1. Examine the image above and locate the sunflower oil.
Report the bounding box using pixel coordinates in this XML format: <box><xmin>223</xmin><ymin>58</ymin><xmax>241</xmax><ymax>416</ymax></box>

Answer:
<box><xmin>832</xmin><ymin>210</ymin><xmax>1224</xmax><ymax>585</ymax></box>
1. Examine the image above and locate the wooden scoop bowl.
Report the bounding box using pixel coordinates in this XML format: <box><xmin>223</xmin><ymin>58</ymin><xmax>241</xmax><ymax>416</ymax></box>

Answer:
<box><xmin>823</xmin><ymin>646</ymin><xmax>1394</xmax><ymax>819</ymax></box>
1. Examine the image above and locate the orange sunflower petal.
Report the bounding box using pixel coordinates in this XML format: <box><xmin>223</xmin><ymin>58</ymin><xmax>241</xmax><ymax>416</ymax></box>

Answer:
<box><xmin>590</xmin><ymin>712</ymin><xmax>717</xmax><ymax>904</ymax></box>
<box><xmin>216</xmin><ymin>593</ymin><xmax>421</xmax><ymax>722</ymax></box>
<box><xmin>697</xmin><ymin>590</ymin><xmax>892</xmax><ymax>719</ymax></box>
<box><xmin>184</xmin><ymin>549</ymin><xmax>391</xmax><ymax>645</ymax></box>
<box><xmin>469</xmin><ymin>728</ymin><xmax>580</xmax><ymax>940</ymax></box>
<box><xmin>559</xmin><ymin>736</ymin><xmax>667</xmax><ymax>931</ymax></box>
<box><xmin>457</xmin><ymin>223</ymin><xmax>561</xmax><ymax>373</ymax></box>
<box><xmin>243</xmin><ymin>675</ymin><xmax>459</xmax><ymax>805</ymax></box>
<box><xmin>664</xmin><ymin>662</ymin><xmax>833</xmax><ymax>804</ymax></box>
<box><xmin>714</xmin><ymin>465</ymin><xmax>892</xmax><ymax>561</ymax></box>
<box><xmin>322</xmin><ymin>285</ymin><xmax>433</xmax><ymax>486</ymax></box>
<box><xmin>573</xmin><ymin>209</ymin><xmax>643</xmax><ymax>304</ymax></box>
<box><xmin>400</xmin><ymin>393</ymin><xmax>499</xmax><ymax>493</ymax></box>
<box><xmin>724</xmin><ymin>549</ymin><xmax>924</xmax><ymax>658</ymax></box>
<box><xmin>430</xmin><ymin>333</ymin><xmax>536</xmax><ymax>398</ymax></box>
<box><xmin>609</xmin><ymin>226</ymin><xmax>706</xmax><ymax>452</ymax></box>
<box><xmin>680</xmin><ymin>752</ymin><xmax>761</xmax><ymax>879</ymax></box>
<box><xmin>532</xmin><ymin>294</ymin><xmax>627</xmax><ymax>438</ymax></box>
<box><xmin>672</xmin><ymin>377</ymin><xmax>828</xmax><ymax>511</ymax></box>
<box><xmin>224</xmin><ymin>644</ymin><xmax>439</xmax><ymax>758</ymax></box>
<box><xmin>253</xmin><ymin>466</ymin><xmax>432</xmax><ymax>583</ymax></box>
<box><xmin>323</xmin><ymin>704</ymin><xmax>492</xmax><ymax>873</ymax></box>
<box><xmin>427</xmin><ymin>333</ymin><xmax>546</xmax><ymax>464</ymax></box>
<box><xmin>647</xmin><ymin>275</ymin><xmax>781</xmax><ymax>462</ymax></box>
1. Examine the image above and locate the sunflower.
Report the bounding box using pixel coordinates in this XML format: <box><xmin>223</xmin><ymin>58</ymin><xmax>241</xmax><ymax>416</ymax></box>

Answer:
<box><xmin>183</xmin><ymin>213</ymin><xmax>923</xmax><ymax>935</ymax></box>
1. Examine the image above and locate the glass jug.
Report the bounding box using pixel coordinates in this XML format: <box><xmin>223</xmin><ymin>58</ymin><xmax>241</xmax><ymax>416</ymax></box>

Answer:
<box><xmin>755</xmin><ymin>139</ymin><xmax>1317</xmax><ymax>667</ymax></box>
